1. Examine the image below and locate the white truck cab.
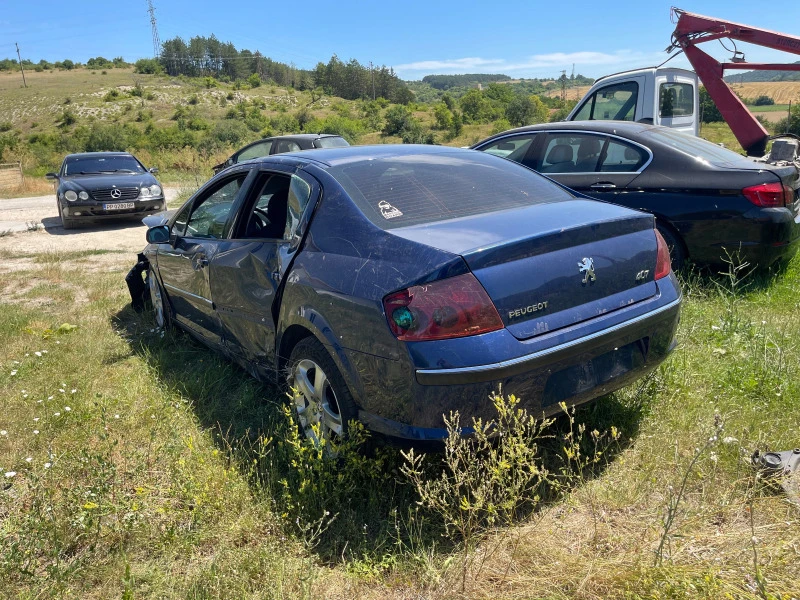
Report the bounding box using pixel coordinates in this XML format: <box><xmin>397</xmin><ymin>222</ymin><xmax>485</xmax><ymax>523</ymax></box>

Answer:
<box><xmin>566</xmin><ymin>67</ymin><xmax>699</xmax><ymax>136</ymax></box>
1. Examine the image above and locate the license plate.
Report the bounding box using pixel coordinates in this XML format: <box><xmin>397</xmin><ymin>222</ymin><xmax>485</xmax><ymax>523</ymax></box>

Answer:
<box><xmin>103</xmin><ymin>202</ymin><xmax>135</xmax><ymax>211</ymax></box>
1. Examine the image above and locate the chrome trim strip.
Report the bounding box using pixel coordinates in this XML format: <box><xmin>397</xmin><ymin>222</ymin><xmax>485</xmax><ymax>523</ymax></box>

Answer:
<box><xmin>163</xmin><ymin>282</ymin><xmax>213</xmax><ymax>307</ymax></box>
<box><xmin>415</xmin><ymin>296</ymin><xmax>681</xmax><ymax>380</ymax></box>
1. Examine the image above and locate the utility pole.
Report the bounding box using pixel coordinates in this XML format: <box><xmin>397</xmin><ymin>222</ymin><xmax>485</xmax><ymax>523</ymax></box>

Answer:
<box><xmin>560</xmin><ymin>69</ymin><xmax>567</xmax><ymax>105</ymax></box>
<box><xmin>146</xmin><ymin>0</ymin><xmax>161</xmax><ymax>58</ymax></box>
<box><xmin>15</xmin><ymin>43</ymin><xmax>27</xmax><ymax>88</ymax></box>
<box><xmin>370</xmin><ymin>61</ymin><xmax>375</xmax><ymax>100</ymax></box>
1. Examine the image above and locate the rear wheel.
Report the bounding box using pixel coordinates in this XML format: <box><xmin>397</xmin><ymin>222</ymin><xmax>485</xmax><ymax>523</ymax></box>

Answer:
<box><xmin>656</xmin><ymin>223</ymin><xmax>686</xmax><ymax>272</ymax></box>
<box><xmin>287</xmin><ymin>337</ymin><xmax>357</xmax><ymax>446</ymax></box>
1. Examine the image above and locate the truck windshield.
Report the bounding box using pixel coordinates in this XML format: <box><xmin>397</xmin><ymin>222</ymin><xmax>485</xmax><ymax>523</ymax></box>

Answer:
<box><xmin>573</xmin><ymin>81</ymin><xmax>638</xmax><ymax>121</ymax></box>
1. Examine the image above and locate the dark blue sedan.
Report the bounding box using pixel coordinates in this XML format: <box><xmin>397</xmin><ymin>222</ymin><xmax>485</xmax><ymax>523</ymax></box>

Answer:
<box><xmin>141</xmin><ymin>145</ymin><xmax>682</xmax><ymax>444</ymax></box>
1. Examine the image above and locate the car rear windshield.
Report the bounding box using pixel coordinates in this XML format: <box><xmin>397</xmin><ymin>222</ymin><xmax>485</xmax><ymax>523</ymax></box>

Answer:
<box><xmin>642</xmin><ymin>127</ymin><xmax>756</xmax><ymax>167</ymax></box>
<box><xmin>314</xmin><ymin>136</ymin><xmax>350</xmax><ymax>149</ymax></box>
<box><xmin>328</xmin><ymin>151</ymin><xmax>572</xmax><ymax>230</ymax></box>
<box><xmin>64</xmin><ymin>155</ymin><xmax>145</xmax><ymax>175</ymax></box>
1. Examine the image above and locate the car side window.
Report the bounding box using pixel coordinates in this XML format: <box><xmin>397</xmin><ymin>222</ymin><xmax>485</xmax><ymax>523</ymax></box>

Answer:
<box><xmin>599</xmin><ymin>140</ymin><xmax>648</xmax><ymax>172</ymax></box>
<box><xmin>241</xmin><ymin>173</ymin><xmax>312</xmax><ymax>240</ymax></box>
<box><xmin>273</xmin><ymin>140</ymin><xmax>301</xmax><ymax>154</ymax></box>
<box><xmin>184</xmin><ymin>175</ymin><xmax>246</xmax><ymax>239</ymax></box>
<box><xmin>540</xmin><ymin>134</ymin><xmax>604</xmax><ymax>173</ymax></box>
<box><xmin>479</xmin><ymin>135</ymin><xmax>537</xmax><ymax>164</ymax></box>
<box><xmin>172</xmin><ymin>203</ymin><xmax>191</xmax><ymax>237</ymax></box>
<box><xmin>572</xmin><ymin>81</ymin><xmax>638</xmax><ymax>122</ymax></box>
<box><xmin>236</xmin><ymin>141</ymin><xmax>272</xmax><ymax>163</ymax></box>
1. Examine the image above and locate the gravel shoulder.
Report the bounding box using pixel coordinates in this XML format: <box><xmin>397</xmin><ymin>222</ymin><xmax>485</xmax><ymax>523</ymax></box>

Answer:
<box><xmin>0</xmin><ymin>188</ymin><xmax>179</xmax><ymax>258</ymax></box>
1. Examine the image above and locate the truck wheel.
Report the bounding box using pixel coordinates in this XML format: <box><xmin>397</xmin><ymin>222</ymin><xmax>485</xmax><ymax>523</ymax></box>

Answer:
<box><xmin>287</xmin><ymin>337</ymin><xmax>358</xmax><ymax>446</ymax></box>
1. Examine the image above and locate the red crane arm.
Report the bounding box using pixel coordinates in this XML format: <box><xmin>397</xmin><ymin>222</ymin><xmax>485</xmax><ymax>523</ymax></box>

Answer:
<box><xmin>671</xmin><ymin>8</ymin><xmax>800</xmax><ymax>155</ymax></box>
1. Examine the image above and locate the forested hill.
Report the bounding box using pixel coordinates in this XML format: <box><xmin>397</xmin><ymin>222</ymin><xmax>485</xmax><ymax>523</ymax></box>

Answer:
<box><xmin>723</xmin><ymin>61</ymin><xmax>800</xmax><ymax>83</ymax></box>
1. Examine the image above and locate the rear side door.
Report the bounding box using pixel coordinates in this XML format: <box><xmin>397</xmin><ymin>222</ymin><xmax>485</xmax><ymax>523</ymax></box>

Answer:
<box><xmin>531</xmin><ymin>132</ymin><xmax>651</xmax><ymax>203</ymax></box>
<box><xmin>209</xmin><ymin>168</ymin><xmax>319</xmax><ymax>367</ymax></box>
<box><xmin>157</xmin><ymin>170</ymin><xmax>254</xmax><ymax>343</ymax></box>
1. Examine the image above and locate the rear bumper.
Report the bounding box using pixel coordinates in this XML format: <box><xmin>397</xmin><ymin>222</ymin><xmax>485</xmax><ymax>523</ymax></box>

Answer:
<box><xmin>352</xmin><ymin>277</ymin><xmax>682</xmax><ymax>442</ymax></box>
<box><xmin>416</xmin><ymin>296</ymin><xmax>680</xmax><ymax>386</ymax></box>
<box><xmin>689</xmin><ymin>207</ymin><xmax>800</xmax><ymax>267</ymax></box>
<box><xmin>63</xmin><ymin>199</ymin><xmax>166</xmax><ymax>221</ymax></box>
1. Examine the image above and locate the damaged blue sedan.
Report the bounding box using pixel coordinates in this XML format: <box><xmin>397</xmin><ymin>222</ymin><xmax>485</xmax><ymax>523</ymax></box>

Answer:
<box><xmin>141</xmin><ymin>145</ymin><xmax>681</xmax><ymax>444</ymax></box>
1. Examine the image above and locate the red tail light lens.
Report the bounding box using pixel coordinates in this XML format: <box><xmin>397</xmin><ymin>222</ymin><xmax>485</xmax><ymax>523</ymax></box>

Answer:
<box><xmin>742</xmin><ymin>182</ymin><xmax>794</xmax><ymax>207</ymax></box>
<box><xmin>383</xmin><ymin>273</ymin><xmax>504</xmax><ymax>341</ymax></box>
<box><xmin>654</xmin><ymin>229</ymin><xmax>671</xmax><ymax>280</ymax></box>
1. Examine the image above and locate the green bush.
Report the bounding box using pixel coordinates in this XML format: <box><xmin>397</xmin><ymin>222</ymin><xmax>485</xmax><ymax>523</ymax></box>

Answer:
<box><xmin>208</xmin><ymin>120</ymin><xmax>250</xmax><ymax>147</ymax></box>
<box><xmin>433</xmin><ymin>103</ymin><xmax>453</xmax><ymax>130</ymax></box>
<box><xmin>269</xmin><ymin>114</ymin><xmax>300</xmax><ymax>134</ymax></box>
<box><xmin>247</xmin><ymin>73</ymin><xmax>262</xmax><ymax>88</ymax></box>
<box><xmin>383</xmin><ymin>104</ymin><xmax>412</xmax><ymax>136</ymax></box>
<box><xmin>134</xmin><ymin>58</ymin><xmax>162</xmax><ymax>75</ymax></box>
<box><xmin>753</xmin><ymin>95</ymin><xmax>775</xmax><ymax>106</ymax></box>
<box><xmin>304</xmin><ymin>116</ymin><xmax>363</xmax><ymax>144</ymax></box>
<box><xmin>0</xmin><ymin>122</ymin><xmax>12</xmax><ymax>133</ymax></box>
<box><xmin>103</xmin><ymin>89</ymin><xmax>120</xmax><ymax>102</ymax></box>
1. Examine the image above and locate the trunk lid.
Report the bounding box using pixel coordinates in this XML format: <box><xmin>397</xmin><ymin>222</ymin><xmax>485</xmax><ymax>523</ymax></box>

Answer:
<box><xmin>392</xmin><ymin>199</ymin><xmax>660</xmax><ymax>340</ymax></box>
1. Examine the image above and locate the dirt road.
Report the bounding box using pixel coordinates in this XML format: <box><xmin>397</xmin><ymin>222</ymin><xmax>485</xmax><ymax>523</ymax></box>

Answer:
<box><xmin>0</xmin><ymin>189</ymin><xmax>179</xmax><ymax>256</ymax></box>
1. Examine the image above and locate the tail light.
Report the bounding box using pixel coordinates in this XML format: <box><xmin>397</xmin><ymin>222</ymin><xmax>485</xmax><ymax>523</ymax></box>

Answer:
<box><xmin>383</xmin><ymin>273</ymin><xmax>503</xmax><ymax>341</ymax></box>
<box><xmin>742</xmin><ymin>182</ymin><xmax>794</xmax><ymax>207</ymax></box>
<box><xmin>654</xmin><ymin>229</ymin><xmax>671</xmax><ymax>280</ymax></box>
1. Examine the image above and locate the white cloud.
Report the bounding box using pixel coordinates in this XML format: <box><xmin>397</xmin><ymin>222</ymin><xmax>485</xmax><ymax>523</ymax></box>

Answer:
<box><xmin>395</xmin><ymin>50</ymin><xmax>670</xmax><ymax>79</ymax></box>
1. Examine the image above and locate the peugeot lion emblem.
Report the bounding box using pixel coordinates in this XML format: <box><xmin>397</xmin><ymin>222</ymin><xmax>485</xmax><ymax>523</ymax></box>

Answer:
<box><xmin>110</xmin><ymin>188</ymin><xmax>122</xmax><ymax>199</ymax></box>
<box><xmin>578</xmin><ymin>257</ymin><xmax>596</xmax><ymax>284</ymax></box>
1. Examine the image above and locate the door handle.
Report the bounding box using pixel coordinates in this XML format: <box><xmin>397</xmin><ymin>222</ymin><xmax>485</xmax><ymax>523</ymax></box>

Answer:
<box><xmin>590</xmin><ymin>182</ymin><xmax>617</xmax><ymax>190</ymax></box>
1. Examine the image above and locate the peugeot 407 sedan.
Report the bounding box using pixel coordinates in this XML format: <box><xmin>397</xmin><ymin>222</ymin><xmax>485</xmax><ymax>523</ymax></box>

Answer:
<box><xmin>141</xmin><ymin>145</ymin><xmax>682</xmax><ymax>445</ymax></box>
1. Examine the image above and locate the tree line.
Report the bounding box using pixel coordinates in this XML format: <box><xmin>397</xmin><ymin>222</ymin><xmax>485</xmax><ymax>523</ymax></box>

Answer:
<box><xmin>151</xmin><ymin>35</ymin><xmax>412</xmax><ymax>103</ymax></box>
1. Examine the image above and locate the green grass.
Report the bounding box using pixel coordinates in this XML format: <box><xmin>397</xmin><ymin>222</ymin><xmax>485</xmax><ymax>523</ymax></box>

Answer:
<box><xmin>1</xmin><ymin>240</ymin><xmax>799</xmax><ymax>597</ymax></box>
<box><xmin>747</xmin><ymin>103</ymin><xmax>791</xmax><ymax>113</ymax></box>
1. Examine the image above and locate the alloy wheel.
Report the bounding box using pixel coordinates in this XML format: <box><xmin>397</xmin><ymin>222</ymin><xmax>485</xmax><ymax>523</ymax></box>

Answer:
<box><xmin>291</xmin><ymin>358</ymin><xmax>343</xmax><ymax>445</ymax></box>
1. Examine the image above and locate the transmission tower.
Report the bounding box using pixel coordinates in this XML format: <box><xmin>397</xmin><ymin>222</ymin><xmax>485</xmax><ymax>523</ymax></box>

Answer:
<box><xmin>146</xmin><ymin>0</ymin><xmax>161</xmax><ymax>58</ymax></box>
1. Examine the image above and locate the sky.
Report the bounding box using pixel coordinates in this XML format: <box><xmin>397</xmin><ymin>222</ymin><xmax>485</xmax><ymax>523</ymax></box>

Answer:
<box><xmin>2</xmin><ymin>1</ymin><xmax>800</xmax><ymax>81</ymax></box>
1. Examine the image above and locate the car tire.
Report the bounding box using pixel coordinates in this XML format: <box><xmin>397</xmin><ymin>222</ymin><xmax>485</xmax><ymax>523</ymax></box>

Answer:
<box><xmin>657</xmin><ymin>224</ymin><xmax>686</xmax><ymax>272</ymax></box>
<box><xmin>58</xmin><ymin>202</ymin><xmax>77</xmax><ymax>230</ymax></box>
<box><xmin>148</xmin><ymin>268</ymin><xmax>172</xmax><ymax>329</ymax></box>
<box><xmin>287</xmin><ymin>337</ymin><xmax>358</xmax><ymax>446</ymax></box>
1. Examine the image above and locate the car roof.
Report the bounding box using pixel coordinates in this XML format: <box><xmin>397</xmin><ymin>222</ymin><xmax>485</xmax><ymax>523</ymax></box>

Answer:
<box><xmin>258</xmin><ymin>144</ymin><xmax>480</xmax><ymax>168</ymax></box>
<box><xmin>262</xmin><ymin>133</ymin><xmax>342</xmax><ymax>142</ymax></box>
<box><xmin>64</xmin><ymin>152</ymin><xmax>135</xmax><ymax>159</ymax></box>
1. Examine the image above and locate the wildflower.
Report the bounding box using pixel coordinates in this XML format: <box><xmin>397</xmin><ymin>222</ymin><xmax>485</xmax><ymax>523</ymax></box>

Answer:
<box><xmin>42</xmin><ymin>350</ymin><xmax>47</xmax><ymax>354</ymax></box>
<box><xmin>64</xmin><ymin>407</ymin><xmax>71</xmax><ymax>412</ymax></box>
<box><xmin>722</xmin><ymin>436</ymin><xmax>738</xmax><ymax>444</ymax></box>
<box><xmin>34</xmin><ymin>352</ymin><xmax>42</xmax><ymax>357</ymax></box>
<box><xmin>58</xmin><ymin>389</ymin><xmax>65</xmax><ymax>393</ymax></box>
<box><xmin>114</xmin><ymin>414</ymin><xmax>120</xmax><ymax>419</ymax></box>
<box><xmin>55</xmin><ymin>341</ymin><xmax>60</xmax><ymax>344</ymax></box>
<box><xmin>33</xmin><ymin>417</ymin><xmax>39</xmax><ymax>422</ymax></box>
<box><xmin>53</xmin><ymin>412</ymin><xmax>60</xmax><ymax>417</ymax></box>
<box><xmin>22</xmin><ymin>393</ymin><xmax>28</xmax><ymax>398</ymax></box>
<box><xmin>21</xmin><ymin>389</ymin><xmax>26</xmax><ymax>393</ymax></box>
<box><xmin>44</xmin><ymin>462</ymin><xmax>51</xmax><ymax>468</ymax></box>
<box><xmin>4</xmin><ymin>471</ymin><xmax>16</xmax><ymax>478</ymax></box>
<box><xmin>48</xmin><ymin>396</ymin><xmax>53</xmax><ymax>400</ymax></box>
<box><xmin>33</xmin><ymin>430</ymin><xmax>39</xmax><ymax>435</ymax></box>
<box><xmin>0</xmin><ymin>430</ymin><xmax>6</xmax><ymax>436</ymax></box>
<box><xmin>71</xmin><ymin>389</ymin><xmax>76</xmax><ymax>394</ymax></box>
<box><xmin>10</xmin><ymin>370</ymin><xmax>17</xmax><ymax>376</ymax></box>
<box><xmin>25</xmin><ymin>457</ymin><xmax>32</xmax><ymax>463</ymax></box>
